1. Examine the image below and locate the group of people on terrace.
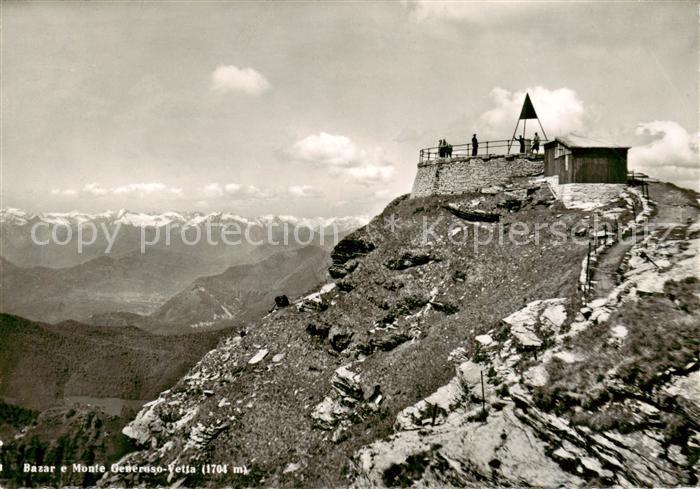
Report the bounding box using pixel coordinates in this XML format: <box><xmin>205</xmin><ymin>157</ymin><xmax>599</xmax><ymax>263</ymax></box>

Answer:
<box><xmin>437</xmin><ymin>139</ymin><xmax>453</xmax><ymax>158</ymax></box>
<box><xmin>435</xmin><ymin>132</ymin><xmax>540</xmax><ymax>159</ymax></box>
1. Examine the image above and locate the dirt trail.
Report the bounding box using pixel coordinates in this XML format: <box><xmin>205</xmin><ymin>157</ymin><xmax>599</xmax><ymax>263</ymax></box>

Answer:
<box><xmin>591</xmin><ymin>183</ymin><xmax>699</xmax><ymax>298</ymax></box>
<box><xmin>592</xmin><ymin>237</ymin><xmax>637</xmax><ymax>296</ymax></box>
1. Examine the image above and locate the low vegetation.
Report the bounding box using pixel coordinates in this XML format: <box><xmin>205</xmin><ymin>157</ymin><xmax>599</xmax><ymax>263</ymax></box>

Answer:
<box><xmin>534</xmin><ymin>278</ymin><xmax>699</xmax><ymax>449</ymax></box>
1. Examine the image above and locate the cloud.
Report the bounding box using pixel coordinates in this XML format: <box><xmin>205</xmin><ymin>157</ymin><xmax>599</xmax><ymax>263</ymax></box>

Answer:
<box><xmin>289</xmin><ymin>132</ymin><xmax>359</xmax><ymax>167</ymax></box>
<box><xmin>289</xmin><ymin>132</ymin><xmax>396</xmax><ymax>185</ymax></box>
<box><xmin>52</xmin><ymin>182</ymin><xmax>184</xmax><ymax>198</ymax></box>
<box><xmin>373</xmin><ymin>188</ymin><xmax>394</xmax><ymax>200</ymax></box>
<box><xmin>405</xmin><ymin>2</ymin><xmax>541</xmax><ymax>24</ymax></box>
<box><xmin>50</xmin><ymin>188</ymin><xmax>77</xmax><ymax>197</ymax></box>
<box><xmin>201</xmin><ymin>183</ymin><xmax>322</xmax><ymax>200</ymax></box>
<box><xmin>202</xmin><ymin>183</ymin><xmax>225</xmax><ymax>198</ymax></box>
<box><xmin>210</xmin><ymin>65</ymin><xmax>271</xmax><ymax>95</ymax></box>
<box><xmin>112</xmin><ymin>183</ymin><xmax>183</xmax><ymax>196</ymax></box>
<box><xmin>82</xmin><ymin>182</ymin><xmax>110</xmax><ymax>197</ymax></box>
<box><xmin>202</xmin><ymin>183</ymin><xmax>271</xmax><ymax>199</ymax></box>
<box><xmin>629</xmin><ymin>121</ymin><xmax>699</xmax><ymax>191</ymax></box>
<box><xmin>406</xmin><ymin>2</ymin><xmax>487</xmax><ymax>22</ymax></box>
<box><xmin>394</xmin><ymin>127</ymin><xmax>426</xmax><ymax>143</ymax></box>
<box><xmin>480</xmin><ymin>87</ymin><xmax>589</xmax><ymax>139</ymax></box>
<box><xmin>287</xmin><ymin>185</ymin><xmax>322</xmax><ymax>198</ymax></box>
<box><xmin>343</xmin><ymin>164</ymin><xmax>395</xmax><ymax>185</ymax></box>
<box><xmin>225</xmin><ymin>184</ymin><xmax>272</xmax><ymax>199</ymax></box>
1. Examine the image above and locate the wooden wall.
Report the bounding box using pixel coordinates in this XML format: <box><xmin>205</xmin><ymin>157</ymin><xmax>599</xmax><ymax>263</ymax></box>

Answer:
<box><xmin>544</xmin><ymin>146</ymin><xmax>627</xmax><ymax>184</ymax></box>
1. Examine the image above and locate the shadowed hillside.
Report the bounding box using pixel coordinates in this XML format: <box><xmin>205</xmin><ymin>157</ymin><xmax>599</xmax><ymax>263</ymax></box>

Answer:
<box><xmin>151</xmin><ymin>245</ymin><xmax>330</xmax><ymax>330</ymax></box>
<box><xmin>0</xmin><ymin>314</ymin><xmax>224</xmax><ymax>410</ymax></box>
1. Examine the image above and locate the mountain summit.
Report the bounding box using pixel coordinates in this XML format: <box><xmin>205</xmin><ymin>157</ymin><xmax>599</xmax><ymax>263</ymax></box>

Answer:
<box><xmin>89</xmin><ymin>180</ymin><xmax>700</xmax><ymax>488</ymax></box>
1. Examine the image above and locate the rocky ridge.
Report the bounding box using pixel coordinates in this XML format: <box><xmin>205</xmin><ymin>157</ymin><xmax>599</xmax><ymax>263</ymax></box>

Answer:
<box><xmin>351</xmin><ymin>183</ymin><xmax>700</xmax><ymax>487</ymax></box>
<box><xmin>96</xmin><ymin>181</ymin><xmax>698</xmax><ymax>487</ymax></box>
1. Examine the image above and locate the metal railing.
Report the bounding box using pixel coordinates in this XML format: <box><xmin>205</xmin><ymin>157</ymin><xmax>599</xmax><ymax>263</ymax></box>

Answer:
<box><xmin>627</xmin><ymin>171</ymin><xmax>652</xmax><ymax>199</ymax></box>
<box><xmin>627</xmin><ymin>171</ymin><xmax>658</xmax><ymax>183</ymax></box>
<box><xmin>419</xmin><ymin>138</ymin><xmax>547</xmax><ymax>164</ymax></box>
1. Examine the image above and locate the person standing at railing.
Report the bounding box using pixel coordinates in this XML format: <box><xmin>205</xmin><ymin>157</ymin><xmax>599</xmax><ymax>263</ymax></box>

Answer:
<box><xmin>471</xmin><ymin>134</ymin><xmax>478</xmax><ymax>157</ymax></box>
<box><xmin>532</xmin><ymin>132</ymin><xmax>540</xmax><ymax>154</ymax></box>
<box><xmin>516</xmin><ymin>135</ymin><xmax>525</xmax><ymax>154</ymax></box>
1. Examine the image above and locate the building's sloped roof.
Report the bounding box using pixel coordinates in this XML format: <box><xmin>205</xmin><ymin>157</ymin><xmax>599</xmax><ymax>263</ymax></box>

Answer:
<box><xmin>547</xmin><ymin>134</ymin><xmax>630</xmax><ymax>149</ymax></box>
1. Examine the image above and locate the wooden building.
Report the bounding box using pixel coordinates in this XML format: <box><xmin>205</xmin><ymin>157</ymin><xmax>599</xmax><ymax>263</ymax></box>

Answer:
<box><xmin>544</xmin><ymin>135</ymin><xmax>629</xmax><ymax>184</ymax></box>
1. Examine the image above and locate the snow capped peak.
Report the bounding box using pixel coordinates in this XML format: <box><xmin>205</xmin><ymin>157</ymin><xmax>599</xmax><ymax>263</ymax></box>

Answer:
<box><xmin>221</xmin><ymin>213</ymin><xmax>250</xmax><ymax>225</ymax></box>
<box><xmin>1</xmin><ymin>208</ymin><xmax>28</xmax><ymax>218</ymax></box>
<box><xmin>0</xmin><ymin>208</ymin><xmax>31</xmax><ymax>225</ymax></box>
<box><xmin>0</xmin><ymin>207</ymin><xmax>368</xmax><ymax>233</ymax></box>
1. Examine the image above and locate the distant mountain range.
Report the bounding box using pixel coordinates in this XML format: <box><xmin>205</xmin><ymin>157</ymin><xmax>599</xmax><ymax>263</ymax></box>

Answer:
<box><xmin>0</xmin><ymin>250</ymin><xmax>225</xmax><ymax>324</ymax></box>
<box><xmin>1</xmin><ymin>245</ymin><xmax>332</xmax><ymax>331</ymax></box>
<box><xmin>1</xmin><ymin>207</ymin><xmax>368</xmax><ymax>267</ymax></box>
<box><xmin>0</xmin><ymin>207</ymin><xmax>369</xmax><ymax>229</ymax></box>
<box><xmin>0</xmin><ymin>208</ymin><xmax>364</xmax><ymax>330</ymax></box>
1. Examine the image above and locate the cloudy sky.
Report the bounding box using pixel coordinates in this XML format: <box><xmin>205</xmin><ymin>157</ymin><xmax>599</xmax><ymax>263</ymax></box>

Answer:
<box><xmin>2</xmin><ymin>1</ymin><xmax>698</xmax><ymax>217</ymax></box>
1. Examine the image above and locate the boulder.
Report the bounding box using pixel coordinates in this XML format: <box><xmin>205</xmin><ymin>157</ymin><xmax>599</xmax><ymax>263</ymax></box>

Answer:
<box><xmin>306</xmin><ymin>322</ymin><xmax>331</xmax><ymax>339</ymax></box>
<box><xmin>337</xmin><ymin>280</ymin><xmax>354</xmax><ymax>292</ymax></box>
<box><xmin>368</xmin><ymin>333</ymin><xmax>411</xmax><ymax>353</ymax></box>
<box><xmin>329</xmin><ymin>259</ymin><xmax>359</xmax><ymax>279</ymax></box>
<box><xmin>332</xmin><ymin>366</ymin><xmax>364</xmax><ymax>400</ymax></box>
<box><xmin>385</xmin><ymin>253</ymin><xmax>438</xmax><ymax>270</ymax></box>
<box><xmin>248</xmin><ymin>349</ymin><xmax>269</xmax><ymax>365</ymax></box>
<box><xmin>331</xmin><ymin>238</ymin><xmax>376</xmax><ymax>266</ymax></box>
<box><xmin>429</xmin><ymin>301</ymin><xmax>459</xmax><ymax>314</ymax></box>
<box><xmin>497</xmin><ymin>198</ymin><xmax>524</xmax><ymax>212</ymax></box>
<box><xmin>481</xmin><ymin>185</ymin><xmax>504</xmax><ymax>194</ymax></box>
<box><xmin>444</xmin><ymin>204</ymin><xmax>500</xmax><ymax>223</ymax></box>
<box><xmin>329</xmin><ymin>325</ymin><xmax>353</xmax><ymax>352</ymax></box>
<box><xmin>274</xmin><ymin>295</ymin><xmax>290</xmax><ymax>307</ymax></box>
<box><xmin>511</xmin><ymin>323</ymin><xmax>542</xmax><ymax>347</ymax></box>
<box><xmin>475</xmin><ymin>334</ymin><xmax>493</xmax><ymax>346</ymax></box>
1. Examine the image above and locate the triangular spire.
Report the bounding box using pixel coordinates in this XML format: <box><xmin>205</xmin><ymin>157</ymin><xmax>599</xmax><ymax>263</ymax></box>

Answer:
<box><xmin>508</xmin><ymin>93</ymin><xmax>548</xmax><ymax>152</ymax></box>
<box><xmin>518</xmin><ymin>93</ymin><xmax>538</xmax><ymax>120</ymax></box>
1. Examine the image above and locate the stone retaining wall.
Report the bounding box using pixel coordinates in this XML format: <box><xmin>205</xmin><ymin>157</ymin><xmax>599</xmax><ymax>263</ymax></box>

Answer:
<box><xmin>411</xmin><ymin>156</ymin><xmax>544</xmax><ymax>198</ymax></box>
<box><xmin>544</xmin><ymin>176</ymin><xmax>626</xmax><ymax>210</ymax></box>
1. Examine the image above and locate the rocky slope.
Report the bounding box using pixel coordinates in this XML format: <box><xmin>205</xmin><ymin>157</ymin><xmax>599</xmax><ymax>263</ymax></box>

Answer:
<box><xmin>352</xmin><ymin>182</ymin><xmax>700</xmax><ymax>487</ymax></box>
<box><xmin>73</xmin><ymin>181</ymin><xmax>697</xmax><ymax>488</ymax></box>
<box><xmin>93</xmin><ymin>181</ymin><xmax>604</xmax><ymax>487</ymax></box>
